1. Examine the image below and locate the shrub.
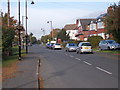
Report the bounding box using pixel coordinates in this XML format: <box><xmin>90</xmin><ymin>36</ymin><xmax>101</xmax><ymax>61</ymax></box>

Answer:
<box><xmin>87</xmin><ymin>36</ymin><xmax>103</xmax><ymax>48</ymax></box>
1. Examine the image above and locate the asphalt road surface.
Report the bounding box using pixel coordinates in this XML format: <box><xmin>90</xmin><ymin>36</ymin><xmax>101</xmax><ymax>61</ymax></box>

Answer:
<box><xmin>34</xmin><ymin>44</ymin><xmax>118</xmax><ymax>88</ymax></box>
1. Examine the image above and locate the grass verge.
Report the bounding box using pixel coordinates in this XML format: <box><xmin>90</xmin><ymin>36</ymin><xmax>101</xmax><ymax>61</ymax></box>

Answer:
<box><xmin>3</xmin><ymin>46</ymin><xmax>26</xmax><ymax>67</ymax></box>
<box><xmin>93</xmin><ymin>48</ymin><xmax>120</xmax><ymax>54</ymax></box>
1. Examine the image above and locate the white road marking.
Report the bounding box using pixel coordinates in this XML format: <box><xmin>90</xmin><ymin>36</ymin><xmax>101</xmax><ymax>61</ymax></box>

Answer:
<box><xmin>75</xmin><ymin>58</ymin><xmax>81</xmax><ymax>61</ymax></box>
<box><xmin>36</xmin><ymin>63</ymin><xmax>38</xmax><ymax>75</ymax></box>
<box><xmin>96</xmin><ymin>67</ymin><xmax>112</xmax><ymax>75</ymax></box>
<box><xmin>78</xmin><ymin>59</ymin><xmax>81</xmax><ymax>61</ymax></box>
<box><xmin>69</xmin><ymin>55</ymin><xmax>74</xmax><ymax>57</ymax></box>
<box><xmin>83</xmin><ymin>61</ymin><xmax>92</xmax><ymax>65</ymax></box>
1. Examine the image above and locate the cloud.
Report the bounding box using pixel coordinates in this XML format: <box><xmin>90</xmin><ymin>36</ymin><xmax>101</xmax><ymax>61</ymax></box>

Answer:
<box><xmin>27</xmin><ymin>7</ymin><xmax>98</xmax><ymax>39</ymax></box>
<box><xmin>2</xmin><ymin>1</ymin><xmax>111</xmax><ymax>39</ymax></box>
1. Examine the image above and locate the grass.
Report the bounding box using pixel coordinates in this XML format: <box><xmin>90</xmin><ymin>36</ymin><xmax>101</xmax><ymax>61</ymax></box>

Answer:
<box><xmin>93</xmin><ymin>48</ymin><xmax>120</xmax><ymax>54</ymax></box>
<box><xmin>3</xmin><ymin>46</ymin><xmax>26</xmax><ymax>67</ymax></box>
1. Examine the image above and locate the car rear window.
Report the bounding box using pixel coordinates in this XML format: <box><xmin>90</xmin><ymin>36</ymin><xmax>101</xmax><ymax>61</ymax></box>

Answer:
<box><xmin>55</xmin><ymin>43</ymin><xmax>60</xmax><ymax>45</ymax></box>
<box><xmin>82</xmin><ymin>43</ymin><xmax>91</xmax><ymax>46</ymax></box>
<box><xmin>69</xmin><ymin>43</ymin><xmax>77</xmax><ymax>46</ymax></box>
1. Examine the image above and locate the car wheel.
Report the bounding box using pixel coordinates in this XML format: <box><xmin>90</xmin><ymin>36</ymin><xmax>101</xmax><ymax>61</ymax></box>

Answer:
<box><xmin>108</xmin><ymin>46</ymin><xmax>111</xmax><ymax>50</ymax></box>
<box><xmin>99</xmin><ymin>47</ymin><xmax>102</xmax><ymax>51</ymax></box>
<box><xmin>76</xmin><ymin>50</ymin><xmax>79</xmax><ymax>54</ymax></box>
<box><xmin>80</xmin><ymin>52</ymin><xmax>82</xmax><ymax>54</ymax></box>
<box><xmin>91</xmin><ymin>52</ymin><xmax>93</xmax><ymax>54</ymax></box>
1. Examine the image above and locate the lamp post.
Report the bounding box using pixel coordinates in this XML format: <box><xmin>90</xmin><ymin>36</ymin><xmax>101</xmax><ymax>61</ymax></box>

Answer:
<box><xmin>41</xmin><ymin>28</ymin><xmax>45</xmax><ymax>36</ymax></box>
<box><xmin>25</xmin><ymin>0</ymin><xmax>34</xmax><ymax>54</ymax></box>
<box><xmin>22</xmin><ymin>16</ymin><xmax>26</xmax><ymax>26</ymax></box>
<box><xmin>18</xmin><ymin>0</ymin><xmax>21</xmax><ymax>60</ymax></box>
<box><xmin>47</xmin><ymin>21</ymin><xmax>53</xmax><ymax>40</ymax></box>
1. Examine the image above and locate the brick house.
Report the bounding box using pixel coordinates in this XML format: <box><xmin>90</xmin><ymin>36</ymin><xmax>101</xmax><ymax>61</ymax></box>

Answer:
<box><xmin>75</xmin><ymin>18</ymin><xmax>96</xmax><ymax>41</ymax></box>
<box><xmin>75</xmin><ymin>10</ymin><xmax>112</xmax><ymax>41</ymax></box>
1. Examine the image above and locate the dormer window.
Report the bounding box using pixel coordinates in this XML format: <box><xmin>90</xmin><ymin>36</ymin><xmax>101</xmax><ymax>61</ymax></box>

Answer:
<box><xmin>98</xmin><ymin>19</ymin><xmax>101</xmax><ymax>22</ymax></box>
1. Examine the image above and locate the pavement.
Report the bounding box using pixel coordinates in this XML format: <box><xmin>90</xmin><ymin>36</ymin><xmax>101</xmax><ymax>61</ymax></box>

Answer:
<box><xmin>2</xmin><ymin>46</ymin><xmax>40</xmax><ymax>89</ymax></box>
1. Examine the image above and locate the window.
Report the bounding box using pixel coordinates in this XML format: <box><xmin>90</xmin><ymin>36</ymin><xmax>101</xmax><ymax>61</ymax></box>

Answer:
<box><xmin>97</xmin><ymin>22</ymin><xmax>104</xmax><ymax>29</ymax></box>
<box><xmin>69</xmin><ymin>43</ymin><xmax>77</xmax><ymax>46</ymax></box>
<box><xmin>82</xmin><ymin>43</ymin><xmax>91</xmax><ymax>46</ymax></box>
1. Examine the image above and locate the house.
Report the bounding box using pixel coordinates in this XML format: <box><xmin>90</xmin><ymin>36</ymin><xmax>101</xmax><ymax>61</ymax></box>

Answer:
<box><xmin>75</xmin><ymin>18</ymin><xmax>96</xmax><ymax>41</ymax></box>
<box><xmin>64</xmin><ymin>24</ymin><xmax>80</xmax><ymax>40</ymax></box>
<box><xmin>75</xmin><ymin>13</ymin><xmax>110</xmax><ymax>41</ymax></box>
<box><xmin>64</xmin><ymin>6</ymin><xmax>113</xmax><ymax>41</ymax></box>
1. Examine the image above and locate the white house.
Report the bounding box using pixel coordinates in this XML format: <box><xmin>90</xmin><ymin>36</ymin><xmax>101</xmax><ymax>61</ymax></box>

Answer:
<box><xmin>64</xmin><ymin>24</ymin><xmax>80</xmax><ymax>40</ymax></box>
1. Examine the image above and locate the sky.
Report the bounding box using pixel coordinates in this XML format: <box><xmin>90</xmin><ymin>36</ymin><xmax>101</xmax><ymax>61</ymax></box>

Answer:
<box><xmin>1</xmin><ymin>0</ymin><xmax>119</xmax><ymax>39</ymax></box>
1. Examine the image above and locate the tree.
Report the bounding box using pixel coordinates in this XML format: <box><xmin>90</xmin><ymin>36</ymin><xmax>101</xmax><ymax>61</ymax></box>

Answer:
<box><xmin>29</xmin><ymin>32</ymin><xmax>33</xmax><ymax>43</ymax></box>
<box><xmin>2</xmin><ymin>13</ymin><xmax>17</xmax><ymax>56</ymax></box>
<box><xmin>57</xmin><ymin>29</ymin><xmax>69</xmax><ymax>42</ymax></box>
<box><xmin>31</xmin><ymin>37</ymin><xmax>37</xmax><ymax>44</ymax></box>
<box><xmin>52</xmin><ymin>28</ymin><xmax>61</xmax><ymax>39</ymax></box>
<box><xmin>41</xmin><ymin>35</ymin><xmax>51</xmax><ymax>43</ymax></box>
<box><xmin>87</xmin><ymin>36</ymin><xmax>103</xmax><ymax>48</ymax></box>
<box><xmin>104</xmin><ymin>2</ymin><xmax>120</xmax><ymax>43</ymax></box>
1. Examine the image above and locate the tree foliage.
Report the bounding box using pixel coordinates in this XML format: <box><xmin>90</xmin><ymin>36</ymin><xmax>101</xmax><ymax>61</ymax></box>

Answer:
<box><xmin>41</xmin><ymin>35</ymin><xmax>51</xmax><ymax>43</ymax></box>
<box><xmin>57</xmin><ymin>29</ymin><xmax>69</xmax><ymax>42</ymax></box>
<box><xmin>28</xmin><ymin>33</ymin><xmax>37</xmax><ymax>44</ymax></box>
<box><xmin>2</xmin><ymin>13</ymin><xmax>17</xmax><ymax>56</ymax></box>
<box><xmin>104</xmin><ymin>2</ymin><xmax>120</xmax><ymax>43</ymax></box>
<box><xmin>31</xmin><ymin>37</ymin><xmax>37</xmax><ymax>44</ymax></box>
<box><xmin>87</xmin><ymin>36</ymin><xmax>103</xmax><ymax>48</ymax></box>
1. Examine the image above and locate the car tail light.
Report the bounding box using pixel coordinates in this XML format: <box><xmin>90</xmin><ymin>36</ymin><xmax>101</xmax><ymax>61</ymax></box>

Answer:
<box><xmin>80</xmin><ymin>47</ymin><xmax>82</xmax><ymax>49</ymax></box>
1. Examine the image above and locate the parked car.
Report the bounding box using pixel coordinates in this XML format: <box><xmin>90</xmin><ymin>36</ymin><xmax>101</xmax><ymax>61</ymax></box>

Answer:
<box><xmin>76</xmin><ymin>42</ymin><xmax>93</xmax><ymax>54</ymax></box>
<box><xmin>65</xmin><ymin>43</ymin><xmax>78</xmax><ymax>52</ymax></box>
<box><xmin>49</xmin><ymin>43</ymin><xmax>54</xmax><ymax>49</ymax></box>
<box><xmin>46</xmin><ymin>43</ymin><xmax>50</xmax><ymax>48</ymax></box>
<box><xmin>99</xmin><ymin>40</ymin><xmax>120</xmax><ymax>50</ymax></box>
<box><xmin>52</xmin><ymin>43</ymin><xmax>62</xmax><ymax>50</ymax></box>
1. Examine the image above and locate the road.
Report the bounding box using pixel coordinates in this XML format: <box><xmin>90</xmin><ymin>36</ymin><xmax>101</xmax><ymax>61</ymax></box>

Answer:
<box><xmin>37</xmin><ymin>44</ymin><xmax>118</xmax><ymax>88</ymax></box>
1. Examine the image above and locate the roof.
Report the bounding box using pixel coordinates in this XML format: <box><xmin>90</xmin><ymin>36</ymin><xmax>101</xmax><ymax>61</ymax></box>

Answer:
<box><xmin>79</xmin><ymin>19</ymin><xmax>96</xmax><ymax>30</ymax></box>
<box><xmin>96</xmin><ymin>13</ymin><xmax>107</xmax><ymax>20</ymax></box>
<box><xmin>64</xmin><ymin>24</ymin><xmax>78</xmax><ymax>30</ymax></box>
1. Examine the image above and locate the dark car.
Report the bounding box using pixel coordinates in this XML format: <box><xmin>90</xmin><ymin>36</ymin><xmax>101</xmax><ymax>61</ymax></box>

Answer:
<box><xmin>46</xmin><ymin>43</ymin><xmax>50</xmax><ymax>48</ymax></box>
<box><xmin>65</xmin><ymin>43</ymin><xmax>78</xmax><ymax>52</ymax></box>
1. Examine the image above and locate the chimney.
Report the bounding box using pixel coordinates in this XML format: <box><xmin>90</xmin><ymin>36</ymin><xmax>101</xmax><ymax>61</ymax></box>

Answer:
<box><xmin>76</xmin><ymin>19</ymin><xmax>79</xmax><ymax>25</ymax></box>
<box><xmin>107</xmin><ymin>6</ymin><xmax>113</xmax><ymax>14</ymax></box>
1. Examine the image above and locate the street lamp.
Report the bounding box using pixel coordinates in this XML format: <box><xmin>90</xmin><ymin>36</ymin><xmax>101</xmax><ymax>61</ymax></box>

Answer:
<box><xmin>18</xmin><ymin>0</ymin><xmax>21</xmax><ymax>60</ymax></box>
<box><xmin>25</xmin><ymin>0</ymin><xmax>34</xmax><ymax>54</ymax></box>
<box><xmin>22</xmin><ymin>16</ymin><xmax>27</xmax><ymax>26</ymax></box>
<box><xmin>47</xmin><ymin>21</ymin><xmax>53</xmax><ymax>40</ymax></box>
<box><xmin>41</xmin><ymin>28</ymin><xmax>45</xmax><ymax>36</ymax></box>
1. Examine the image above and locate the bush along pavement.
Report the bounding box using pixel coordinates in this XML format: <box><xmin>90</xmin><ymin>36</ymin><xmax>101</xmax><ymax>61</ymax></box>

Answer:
<box><xmin>87</xmin><ymin>36</ymin><xmax>103</xmax><ymax>48</ymax></box>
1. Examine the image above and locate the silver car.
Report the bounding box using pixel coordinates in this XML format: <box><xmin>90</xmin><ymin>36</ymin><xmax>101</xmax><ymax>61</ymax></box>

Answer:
<box><xmin>99</xmin><ymin>40</ymin><xmax>120</xmax><ymax>50</ymax></box>
<box><xmin>76</xmin><ymin>42</ymin><xmax>93</xmax><ymax>54</ymax></box>
<box><xmin>65</xmin><ymin>43</ymin><xmax>78</xmax><ymax>52</ymax></box>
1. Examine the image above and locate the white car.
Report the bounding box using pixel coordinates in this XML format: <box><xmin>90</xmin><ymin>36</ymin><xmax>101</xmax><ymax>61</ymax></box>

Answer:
<box><xmin>76</xmin><ymin>42</ymin><xmax>93</xmax><ymax>54</ymax></box>
<box><xmin>52</xmin><ymin>43</ymin><xmax>62</xmax><ymax>50</ymax></box>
